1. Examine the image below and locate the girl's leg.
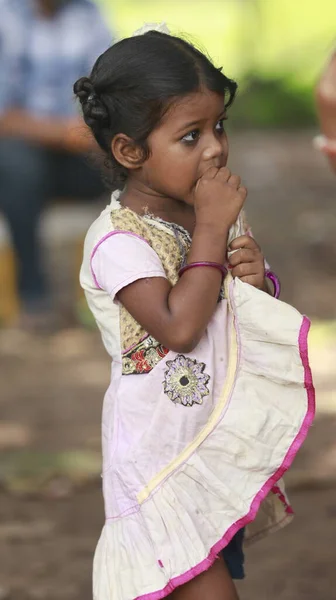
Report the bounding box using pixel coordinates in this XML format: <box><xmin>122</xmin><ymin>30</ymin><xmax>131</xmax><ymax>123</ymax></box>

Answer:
<box><xmin>171</xmin><ymin>555</ymin><xmax>240</xmax><ymax>600</ymax></box>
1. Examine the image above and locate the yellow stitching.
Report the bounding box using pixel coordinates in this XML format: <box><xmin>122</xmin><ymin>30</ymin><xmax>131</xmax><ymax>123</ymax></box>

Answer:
<box><xmin>137</xmin><ymin>277</ymin><xmax>237</xmax><ymax>504</ymax></box>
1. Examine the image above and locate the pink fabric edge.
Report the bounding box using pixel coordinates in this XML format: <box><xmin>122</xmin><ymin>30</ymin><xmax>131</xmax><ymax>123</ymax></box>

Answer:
<box><xmin>134</xmin><ymin>316</ymin><xmax>315</xmax><ymax>600</ymax></box>
<box><xmin>90</xmin><ymin>230</ymin><xmax>151</xmax><ymax>289</ymax></box>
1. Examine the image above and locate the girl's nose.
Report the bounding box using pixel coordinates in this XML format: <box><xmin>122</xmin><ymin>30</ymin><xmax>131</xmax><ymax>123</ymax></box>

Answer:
<box><xmin>203</xmin><ymin>135</ymin><xmax>227</xmax><ymax>161</ymax></box>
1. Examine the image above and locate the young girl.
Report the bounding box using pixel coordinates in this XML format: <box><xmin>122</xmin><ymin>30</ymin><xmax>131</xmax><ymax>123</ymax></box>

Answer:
<box><xmin>75</xmin><ymin>24</ymin><xmax>315</xmax><ymax>600</ymax></box>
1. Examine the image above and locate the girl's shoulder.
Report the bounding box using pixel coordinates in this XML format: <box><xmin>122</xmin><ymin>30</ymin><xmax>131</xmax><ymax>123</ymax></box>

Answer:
<box><xmin>109</xmin><ymin>202</ymin><xmax>190</xmax><ymax>287</ymax></box>
<box><xmin>80</xmin><ymin>198</ymin><xmax>192</xmax><ymax>369</ymax></box>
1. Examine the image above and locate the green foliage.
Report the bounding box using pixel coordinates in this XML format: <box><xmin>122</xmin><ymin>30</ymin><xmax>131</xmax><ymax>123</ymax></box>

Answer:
<box><xmin>95</xmin><ymin>0</ymin><xmax>335</xmax><ymax>128</ymax></box>
<box><xmin>231</xmin><ymin>76</ymin><xmax>318</xmax><ymax>129</ymax></box>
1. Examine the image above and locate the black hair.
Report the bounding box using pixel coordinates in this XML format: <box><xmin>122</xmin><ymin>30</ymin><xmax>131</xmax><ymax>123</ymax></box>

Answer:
<box><xmin>74</xmin><ymin>31</ymin><xmax>237</xmax><ymax>190</ymax></box>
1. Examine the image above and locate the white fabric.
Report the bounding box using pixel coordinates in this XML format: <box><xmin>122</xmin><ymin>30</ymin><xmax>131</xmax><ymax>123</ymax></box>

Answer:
<box><xmin>91</xmin><ymin>278</ymin><xmax>312</xmax><ymax>600</ymax></box>
<box><xmin>79</xmin><ymin>195</ymin><xmax>314</xmax><ymax>600</ymax></box>
<box><xmin>91</xmin><ymin>233</ymin><xmax>167</xmax><ymax>299</ymax></box>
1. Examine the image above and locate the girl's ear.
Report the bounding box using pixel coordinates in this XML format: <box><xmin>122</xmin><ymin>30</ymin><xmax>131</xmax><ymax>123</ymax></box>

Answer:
<box><xmin>111</xmin><ymin>134</ymin><xmax>146</xmax><ymax>171</ymax></box>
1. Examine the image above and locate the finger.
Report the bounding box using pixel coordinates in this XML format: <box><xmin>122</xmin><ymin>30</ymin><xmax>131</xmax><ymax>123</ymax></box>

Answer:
<box><xmin>228</xmin><ymin>248</ymin><xmax>259</xmax><ymax>267</ymax></box>
<box><xmin>237</xmin><ymin>185</ymin><xmax>248</xmax><ymax>201</ymax></box>
<box><xmin>230</xmin><ymin>235</ymin><xmax>260</xmax><ymax>251</ymax></box>
<box><xmin>231</xmin><ymin>262</ymin><xmax>263</xmax><ymax>279</ymax></box>
<box><xmin>215</xmin><ymin>166</ymin><xmax>231</xmax><ymax>182</ymax></box>
<box><xmin>195</xmin><ymin>166</ymin><xmax>219</xmax><ymax>192</ymax></box>
<box><xmin>198</xmin><ymin>165</ymin><xmax>219</xmax><ymax>180</ymax></box>
<box><xmin>227</xmin><ymin>174</ymin><xmax>241</xmax><ymax>189</ymax></box>
<box><xmin>240</xmin><ymin>274</ymin><xmax>263</xmax><ymax>288</ymax></box>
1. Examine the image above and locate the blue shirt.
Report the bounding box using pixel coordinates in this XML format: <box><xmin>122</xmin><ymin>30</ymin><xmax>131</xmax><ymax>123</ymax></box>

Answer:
<box><xmin>0</xmin><ymin>0</ymin><xmax>113</xmax><ymax>117</ymax></box>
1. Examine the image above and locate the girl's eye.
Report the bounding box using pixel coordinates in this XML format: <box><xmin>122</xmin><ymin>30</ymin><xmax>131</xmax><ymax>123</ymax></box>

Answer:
<box><xmin>181</xmin><ymin>129</ymin><xmax>200</xmax><ymax>144</ymax></box>
<box><xmin>215</xmin><ymin>118</ymin><xmax>226</xmax><ymax>133</ymax></box>
<box><xmin>181</xmin><ymin>118</ymin><xmax>227</xmax><ymax>144</ymax></box>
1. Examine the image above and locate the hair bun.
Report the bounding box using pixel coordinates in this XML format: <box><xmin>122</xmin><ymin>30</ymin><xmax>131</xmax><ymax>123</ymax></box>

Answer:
<box><xmin>73</xmin><ymin>76</ymin><xmax>93</xmax><ymax>102</ymax></box>
<box><xmin>73</xmin><ymin>77</ymin><xmax>109</xmax><ymax>126</ymax></box>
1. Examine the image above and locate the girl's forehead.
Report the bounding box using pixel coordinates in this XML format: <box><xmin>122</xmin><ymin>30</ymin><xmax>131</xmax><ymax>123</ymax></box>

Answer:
<box><xmin>163</xmin><ymin>90</ymin><xmax>225</xmax><ymax>127</ymax></box>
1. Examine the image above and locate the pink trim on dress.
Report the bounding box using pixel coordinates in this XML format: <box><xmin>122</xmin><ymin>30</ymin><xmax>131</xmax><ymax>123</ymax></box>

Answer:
<box><xmin>90</xmin><ymin>231</ymin><xmax>151</xmax><ymax>290</ymax></box>
<box><xmin>271</xmin><ymin>484</ymin><xmax>294</xmax><ymax>515</ymax></box>
<box><xmin>134</xmin><ymin>316</ymin><xmax>315</xmax><ymax>600</ymax></box>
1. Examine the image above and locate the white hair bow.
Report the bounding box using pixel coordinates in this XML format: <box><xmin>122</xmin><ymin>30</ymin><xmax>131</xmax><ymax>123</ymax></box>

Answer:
<box><xmin>132</xmin><ymin>22</ymin><xmax>170</xmax><ymax>37</ymax></box>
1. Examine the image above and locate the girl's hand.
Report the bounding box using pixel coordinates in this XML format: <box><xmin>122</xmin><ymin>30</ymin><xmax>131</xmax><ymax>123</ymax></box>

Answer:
<box><xmin>194</xmin><ymin>166</ymin><xmax>247</xmax><ymax>233</ymax></box>
<box><xmin>228</xmin><ymin>235</ymin><xmax>265</xmax><ymax>289</ymax></box>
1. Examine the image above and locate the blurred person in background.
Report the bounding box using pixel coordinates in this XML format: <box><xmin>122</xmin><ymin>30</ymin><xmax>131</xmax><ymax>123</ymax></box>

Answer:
<box><xmin>315</xmin><ymin>49</ymin><xmax>336</xmax><ymax>172</ymax></box>
<box><xmin>0</xmin><ymin>0</ymin><xmax>113</xmax><ymax>330</ymax></box>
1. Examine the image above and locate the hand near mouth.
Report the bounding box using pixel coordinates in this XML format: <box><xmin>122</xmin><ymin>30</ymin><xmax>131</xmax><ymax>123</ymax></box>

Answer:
<box><xmin>193</xmin><ymin>166</ymin><xmax>247</xmax><ymax>236</ymax></box>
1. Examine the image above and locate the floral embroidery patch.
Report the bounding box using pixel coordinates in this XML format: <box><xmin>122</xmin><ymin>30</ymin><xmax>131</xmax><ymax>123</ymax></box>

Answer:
<box><xmin>122</xmin><ymin>335</ymin><xmax>169</xmax><ymax>375</ymax></box>
<box><xmin>163</xmin><ymin>355</ymin><xmax>210</xmax><ymax>407</ymax></box>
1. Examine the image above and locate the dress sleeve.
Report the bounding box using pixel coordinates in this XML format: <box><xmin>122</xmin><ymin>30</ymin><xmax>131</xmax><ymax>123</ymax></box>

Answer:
<box><xmin>90</xmin><ymin>232</ymin><xmax>167</xmax><ymax>299</ymax></box>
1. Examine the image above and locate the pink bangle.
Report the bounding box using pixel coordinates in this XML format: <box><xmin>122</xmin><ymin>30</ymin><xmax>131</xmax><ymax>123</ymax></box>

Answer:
<box><xmin>179</xmin><ymin>261</ymin><xmax>227</xmax><ymax>279</ymax></box>
<box><xmin>265</xmin><ymin>270</ymin><xmax>281</xmax><ymax>299</ymax></box>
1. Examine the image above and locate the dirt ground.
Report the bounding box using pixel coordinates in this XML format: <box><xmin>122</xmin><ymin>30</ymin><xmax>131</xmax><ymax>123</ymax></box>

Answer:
<box><xmin>0</xmin><ymin>131</ymin><xmax>335</xmax><ymax>600</ymax></box>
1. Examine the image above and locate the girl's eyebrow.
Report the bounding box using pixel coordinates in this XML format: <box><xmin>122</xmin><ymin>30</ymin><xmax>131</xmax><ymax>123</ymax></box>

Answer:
<box><xmin>178</xmin><ymin>118</ymin><xmax>204</xmax><ymax>131</ymax></box>
<box><xmin>176</xmin><ymin>110</ymin><xmax>226</xmax><ymax>133</ymax></box>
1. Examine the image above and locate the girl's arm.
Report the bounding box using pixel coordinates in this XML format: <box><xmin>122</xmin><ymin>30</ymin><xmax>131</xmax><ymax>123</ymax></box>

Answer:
<box><xmin>115</xmin><ymin>167</ymin><xmax>247</xmax><ymax>354</ymax></box>
<box><xmin>0</xmin><ymin>110</ymin><xmax>95</xmax><ymax>153</ymax></box>
<box><xmin>117</xmin><ymin>223</ymin><xmax>229</xmax><ymax>354</ymax></box>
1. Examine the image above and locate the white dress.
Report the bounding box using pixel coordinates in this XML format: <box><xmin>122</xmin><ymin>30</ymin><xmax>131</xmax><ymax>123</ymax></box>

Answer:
<box><xmin>80</xmin><ymin>195</ymin><xmax>315</xmax><ymax>600</ymax></box>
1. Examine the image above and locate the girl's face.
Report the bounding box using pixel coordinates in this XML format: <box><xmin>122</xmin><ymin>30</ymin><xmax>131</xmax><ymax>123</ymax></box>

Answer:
<box><xmin>139</xmin><ymin>89</ymin><xmax>229</xmax><ymax>206</ymax></box>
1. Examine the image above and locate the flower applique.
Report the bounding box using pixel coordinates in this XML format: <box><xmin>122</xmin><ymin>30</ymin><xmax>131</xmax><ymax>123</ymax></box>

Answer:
<box><xmin>163</xmin><ymin>355</ymin><xmax>210</xmax><ymax>407</ymax></box>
